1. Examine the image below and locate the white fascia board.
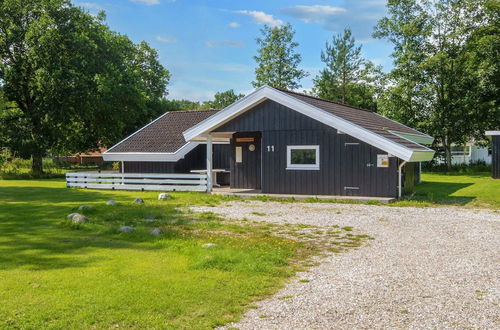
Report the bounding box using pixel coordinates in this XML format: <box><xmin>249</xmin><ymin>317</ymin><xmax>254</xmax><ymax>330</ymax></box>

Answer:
<box><xmin>388</xmin><ymin>130</ymin><xmax>434</xmax><ymax>145</ymax></box>
<box><xmin>182</xmin><ymin>86</ymin><xmax>435</xmax><ymax>161</ymax></box>
<box><xmin>183</xmin><ymin>86</ymin><xmax>269</xmax><ymax>141</ymax></box>
<box><xmin>103</xmin><ymin>142</ymin><xmax>199</xmax><ymax>162</ymax></box>
<box><xmin>408</xmin><ymin>150</ymin><xmax>436</xmax><ymax>162</ymax></box>
<box><xmin>485</xmin><ymin>130</ymin><xmax>500</xmax><ymax>136</ymax></box>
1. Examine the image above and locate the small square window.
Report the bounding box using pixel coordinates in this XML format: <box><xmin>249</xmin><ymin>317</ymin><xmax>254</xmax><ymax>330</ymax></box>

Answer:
<box><xmin>286</xmin><ymin>145</ymin><xmax>320</xmax><ymax>170</ymax></box>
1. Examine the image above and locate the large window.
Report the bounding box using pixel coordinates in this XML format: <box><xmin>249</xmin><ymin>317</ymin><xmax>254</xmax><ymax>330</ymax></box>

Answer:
<box><xmin>286</xmin><ymin>145</ymin><xmax>320</xmax><ymax>170</ymax></box>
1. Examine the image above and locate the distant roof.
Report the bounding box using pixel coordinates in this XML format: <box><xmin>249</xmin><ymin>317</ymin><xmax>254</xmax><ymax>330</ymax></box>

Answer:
<box><xmin>107</xmin><ymin>109</ymin><xmax>219</xmax><ymax>153</ymax></box>
<box><xmin>277</xmin><ymin>88</ymin><xmax>431</xmax><ymax>151</ymax></box>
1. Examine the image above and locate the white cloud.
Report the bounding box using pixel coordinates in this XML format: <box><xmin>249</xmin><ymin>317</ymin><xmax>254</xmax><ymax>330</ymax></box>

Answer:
<box><xmin>130</xmin><ymin>0</ymin><xmax>160</xmax><ymax>5</ymax></box>
<box><xmin>79</xmin><ymin>2</ymin><xmax>103</xmax><ymax>10</ymax></box>
<box><xmin>229</xmin><ymin>22</ymin><xmax>240</xmax><ymax>28</ymax></box>
<box><xmin>155</xmin><ymin>36</ymin><xmax>177</xmax><ymax>43</ymax></box>
<box><xmin>205</xmin><ymin>40</ymin><xmax>245</xmax><ymax>48</ymax></box>
<box><xmin>235</xmin><ymin>10</ymin><xmax>284</xmax><ymax>27</ymax></box>
<box><xmin>281</xmin><ymin>5</ymin><xmax>346</xmax><ymax>24</ymax></box>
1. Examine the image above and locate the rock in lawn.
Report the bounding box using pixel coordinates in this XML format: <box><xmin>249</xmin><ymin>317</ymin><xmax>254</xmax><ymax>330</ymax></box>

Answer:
<box><xmin>202</xmin><ymin>243</ymin><xmax>217</xmax><ymax>248</ymax></box>
<box><xmin>71</xmin><ymin>214</ymin><xmax>88</xmax><ymax>223</ymax></box>
<box><xmin>106</xmin><ymin>200</ymin><xmax>117</xmax><ymax>205</ymax></box>
<box><xmin>78</xmin><ymin>205</ymin><xmax>92</xmax><ymax>210</ymax></box>
<box><xmin>118</xmin><ymin>226</ymin><xmax>134</xmax><ymax>233</ymax></box>
<box><xmin>133</xmin><ymin>198</ymin><xmax>144</xmax><ymax>204</ymax></box>
<box><xmin>150</xmin><ymin>228</ymin><xmax>162</xmax><ymax>236</ymax></box>
<box><xmin>67</xmin><ymin>212</ymin><xmax>79</xmax><ymax>219</ymax></box>
<box><xmin>158</xmin><ymin>193</ymin><xmax>170</xmax><ymax>200</ymax></box>
<box><xmin>144</xmin><ymin>215</ymin><xmax>156</xmax><ymax>222</ymax></box>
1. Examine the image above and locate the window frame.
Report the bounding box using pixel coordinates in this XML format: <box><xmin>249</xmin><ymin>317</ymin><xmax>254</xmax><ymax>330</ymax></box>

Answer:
<box><xmin>286</xmin><ymin>145</ymin><xmax>320</xmax><ymax>170</ymax></box>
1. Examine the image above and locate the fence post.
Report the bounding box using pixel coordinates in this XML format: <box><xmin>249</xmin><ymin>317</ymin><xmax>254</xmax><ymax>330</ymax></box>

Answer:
<box><xmin>206</xmin><ymin>134</ymin><xmax>213</xmax><ymax>192</ymax></box>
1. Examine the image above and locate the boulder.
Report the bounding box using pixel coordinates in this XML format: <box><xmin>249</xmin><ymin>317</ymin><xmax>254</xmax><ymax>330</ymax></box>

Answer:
<box><xmin>158</xmin><ymin>193</ymin><xmax>170</xmax><ymax>200</ymax></box>
<box><xmin>106</xmin><ymin>200</ymin><xmax>117</xmax><ymax>205</ymax></box>
<box><xmin>133</xmin><ymin>198</ymin><xmax>144</xmax><ymax>204</ymax></box>
<box><xmin>71</xmin><ymin>214</ymin><xmax>88</xmax><ymax>223</ymax></box>
<box><xmin>67</xmin><ymin>212</ymin><xmax>79</xmax><ymax>219</ymax></box>
<box><xmin>78</xmin><ymin>205</ymin><xmax>92</xmax><ymax>210</ymax></box>
<box><xmin>118</xmin><ymin>226</ymin><xmax>134</xmax><ymax>233</ymax></box>
<box><xmin>202</xmin><ymin>243</ymin><xmax>217</xmax><ymax>248</ymax></box>
<box><xmin>150</xmin><ymin>228</ymin><xmax>162</xmax><ymax>236</ymax></box>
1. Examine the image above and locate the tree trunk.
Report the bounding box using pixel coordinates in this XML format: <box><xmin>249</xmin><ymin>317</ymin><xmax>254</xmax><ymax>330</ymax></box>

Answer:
<box><xmin>443</xmin><ymin>136</ymin><xmax>452</xmax><ymax>169</ymax></box>
<box><xmin>31</xmin><ymin>155</ymin><xmax>44</xmax><ymax>175</ymax></box>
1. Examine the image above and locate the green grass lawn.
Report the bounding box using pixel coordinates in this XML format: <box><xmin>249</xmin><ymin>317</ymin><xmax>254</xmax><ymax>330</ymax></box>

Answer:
<box><xmin>0</xmin><ymin>180</ymin><xmax>319</xmax><ymax>329</ymax></box>
<box><xmin>399</xmin><ymin>172</ymin><xmax>500</xmax><ymax>209</ymax></box>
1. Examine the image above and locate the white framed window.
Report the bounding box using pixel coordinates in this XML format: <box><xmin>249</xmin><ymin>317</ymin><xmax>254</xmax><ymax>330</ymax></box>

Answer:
<box><xmin>286</xmin><ymin>145</ymin><xmax>320</xmax><ymax>170</ymax></box>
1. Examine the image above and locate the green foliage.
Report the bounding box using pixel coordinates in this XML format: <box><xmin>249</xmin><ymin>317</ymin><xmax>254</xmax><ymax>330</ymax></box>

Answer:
<box><xmin>374</xmin><ymin>0</ymin><xmax>499</xmax><ymax>167</ymax></box>
<box><xmin>313</xmin><ymin>28</ymin><xmax>384</xmax><ymax>110</ymax></box>
<box><xmin>0</xmin><ymin>0</ymin><xmax>170</xmax><ymax>173</ymax></box>
<box><xmin>206</xmin><ymin>89</ymin><xmax>245</xmax><ymax>109</ymax></box>
<box><xmin>253</xmin><ymin>23</ymin><xmax>308</xmax><ymax>89</ymax></box>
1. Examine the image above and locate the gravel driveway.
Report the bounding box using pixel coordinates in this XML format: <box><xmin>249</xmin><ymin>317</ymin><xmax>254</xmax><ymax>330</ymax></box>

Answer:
<box><xmin>191</xmin><ymin>201</ymin><xmax>500</xmax><ymax>329</ymax></box>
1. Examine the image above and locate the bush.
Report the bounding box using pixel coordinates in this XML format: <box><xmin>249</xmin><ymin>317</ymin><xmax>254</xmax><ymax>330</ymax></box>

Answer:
<box><xmin>423</xmin><ymin>160</ymin><xmax>491</xmax><ymax>174</ymax></box>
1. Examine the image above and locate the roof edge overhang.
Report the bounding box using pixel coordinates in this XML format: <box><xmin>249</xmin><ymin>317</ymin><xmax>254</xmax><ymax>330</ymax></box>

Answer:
<box><xmin>103</xmin><ymin>142</ymin><xmax>200</xmax><ymax>162</ymax></box>
<box><xmin>183</xmin><ymin>86</ymin><xmax>435</xmax><ymax>162</ymax></box>
<box><xmin>485</xmin><ymin>130</ymin><xmax>500</xmax><ymax>138</ymax></box>
<box><xmin>103</xmin><ymin>140</ymin><xmax>230</xmax><ymax>162</ymax></box>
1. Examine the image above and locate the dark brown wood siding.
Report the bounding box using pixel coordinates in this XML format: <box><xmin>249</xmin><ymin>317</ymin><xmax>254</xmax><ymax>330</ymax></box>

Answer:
<box><xmin>214</xmin><ymin>99</ymin><xmax>399</xmax><ymax>197</ymax></box>
<box><xmin>123</xmin><ymin>143</ymin><xmax>231</xmax><ymax>173</ymax></box>
<box><xmin>492</xmin><ymin>136</ymin><xmax>500</xmax><ymax>179</ymax></box>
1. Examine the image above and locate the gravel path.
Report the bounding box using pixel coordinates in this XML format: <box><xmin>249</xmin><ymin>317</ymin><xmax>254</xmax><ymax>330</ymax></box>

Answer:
<box><xmin>191</xmin><ymin>201</ymin><xmax>500</xmax><ymax>329</ymax></box>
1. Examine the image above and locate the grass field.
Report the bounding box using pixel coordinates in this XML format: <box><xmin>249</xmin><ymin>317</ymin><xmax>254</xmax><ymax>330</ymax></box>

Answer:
<box><xmin>0</xmin><ymin>180</ymin><xmax>321</xmax><ymax>329</ymax></box>
<box><xmin>401</xmin><ymin>172</ymin><xmax>500</xmax><ymax>209</ymax></box>
<box><xmin>0</xmin><ymin>173</ymin><xmax>497</xmax><ymax>328</ymax></box>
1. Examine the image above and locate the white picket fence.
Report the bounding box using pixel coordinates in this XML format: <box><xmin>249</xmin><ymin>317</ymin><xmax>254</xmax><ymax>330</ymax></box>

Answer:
<box><xmin>65</xmin><ymin>172</ymin><xmax>208</xmax><ymax>192</ymax></box>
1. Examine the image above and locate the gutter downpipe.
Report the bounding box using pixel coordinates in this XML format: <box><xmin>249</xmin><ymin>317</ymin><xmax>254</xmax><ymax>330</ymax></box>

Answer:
<box><xmin>398</xmin><ymin>161</ymin><xmax>407</xmax><ymax>199</ymax></box>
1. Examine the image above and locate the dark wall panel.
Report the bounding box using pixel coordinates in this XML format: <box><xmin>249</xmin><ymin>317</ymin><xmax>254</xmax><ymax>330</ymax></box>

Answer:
<box><xmin>215</xmin><ymin>99</ymin><xmax>399</xmax><ymax>197</ymax></box>
<box><xmin>493</xmin><ymin>136</ymin><xmax>500</xmax><ymax>179</ymax></box>
<box><xmin>123</xmin><ymin>143</ymin><xmax>231</xmax><ymax>174</ymax></box>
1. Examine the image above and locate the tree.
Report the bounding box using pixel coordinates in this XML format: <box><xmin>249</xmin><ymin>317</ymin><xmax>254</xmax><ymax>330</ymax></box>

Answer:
<box><xmin>313</xmin><ymin>28</ymin><xmax>384</xmax><ymax>110</ymax></box>
<box><xmin>253</xmin><ymin>23</ymin><xmax>307</xmax><ymax>89</ymax></box>
<box><xmin>206</xmin><ymin>89</ymin><xmax>245</xmax><ymax>109</ymax></box>
<box><xmin>0</xmin><ymin>0</ymin><xmax>170</xmax><ymax>173</ymax></box>
<box><xmin>374</xmin><ymin>0</ymin><xmax>495</xmax><ymax>167</ymax></box>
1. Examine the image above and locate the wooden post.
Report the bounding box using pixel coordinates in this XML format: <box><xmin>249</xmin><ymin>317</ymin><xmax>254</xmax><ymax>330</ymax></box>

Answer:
<box><xmin>206</xmin><ymin>134</ymin><xmax>213</xmax><ymax>192</ymax></box>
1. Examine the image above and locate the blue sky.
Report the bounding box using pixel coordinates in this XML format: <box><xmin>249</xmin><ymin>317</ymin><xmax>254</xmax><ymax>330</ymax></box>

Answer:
<box><xmin>76</xmin><ymin>0</ymin><xmax>393</xmax><ymax>101</ymax></box>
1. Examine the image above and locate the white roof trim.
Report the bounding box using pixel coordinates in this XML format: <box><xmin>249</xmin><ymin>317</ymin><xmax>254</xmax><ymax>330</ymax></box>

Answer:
<box><xmin>388</xmin><ymin>130</ymin><xmax>434</xmax><ymax>145</ymax></box>
<box><xmin>183</xmin><ymin>86</ymin><xmax>434</xmax><ymax>162</ymax></box>
<box><xmin>103</xmin><ymin>142</ymin><xmax>200</xmax><ymax>162</ymax></box>
<box><xmin>485</xmin><ymin>130</ymin><xmax>500</xmax><ymax>136</ymax></box>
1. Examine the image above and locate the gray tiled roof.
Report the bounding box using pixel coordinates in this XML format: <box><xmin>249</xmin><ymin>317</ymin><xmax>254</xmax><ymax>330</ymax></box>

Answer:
<box><xmin>278</xmin><ymin>89</ymin><xmax>431</xmax><ymax>151</ymax></box>
<box><xmin>107</xmin><ymin>110</ymin><xmax>219</xmax><ymax>153</ymax></box>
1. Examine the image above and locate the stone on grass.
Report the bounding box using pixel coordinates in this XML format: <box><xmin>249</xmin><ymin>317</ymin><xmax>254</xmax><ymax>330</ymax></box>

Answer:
<box><xmin>133</xmin><ymin>198</ymin><xmax>144</xmax><ymax>204</ymax></box>
<box><xmin>202</xmin><ymin>243</ymin><xmax>217</xmax><ymax>248</ymax></box>
<box><xmin>67</xmin><ymin>212</ymin><xmax>79</xmax><ymax>219</ymax></box>
<box><xmin>78</xmin><ymin>205</ymin><xmax>92</xmax><ymax>210</ymax></box>
<box><xmin>150</xmin><ymin>228</ymin><xmax>163</xmax><ymax>236</ymax></box>
<box><xmin>71</xmin><ymin>214</ymin><xmax>88</xmax><ymax>223</ymax></box>
<box><xmin>118</xmin><ymin>226</ymin><xmax>134</xmax><ymax>233</ymax></box>
<box><xmin>106</xmin><ymin>200</ymin><xmax>117</xmax><ymax>205</ymax></box>
<box><xmin>158</xmin><ymin>193</ymin><xmax>170</xmax><ymax>200</ymax></box>
<box><xmin>144</xmin><ymin>215</ymin><xmax>156</xmax><ymax>222</ymax></box>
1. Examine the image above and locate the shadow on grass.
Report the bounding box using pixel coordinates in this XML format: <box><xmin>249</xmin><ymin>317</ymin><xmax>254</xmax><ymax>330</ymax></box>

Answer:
<box><xmin>410</xmin><ymin>181</ymin><xmax>475</xmax><ymax>205</ymax></box>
